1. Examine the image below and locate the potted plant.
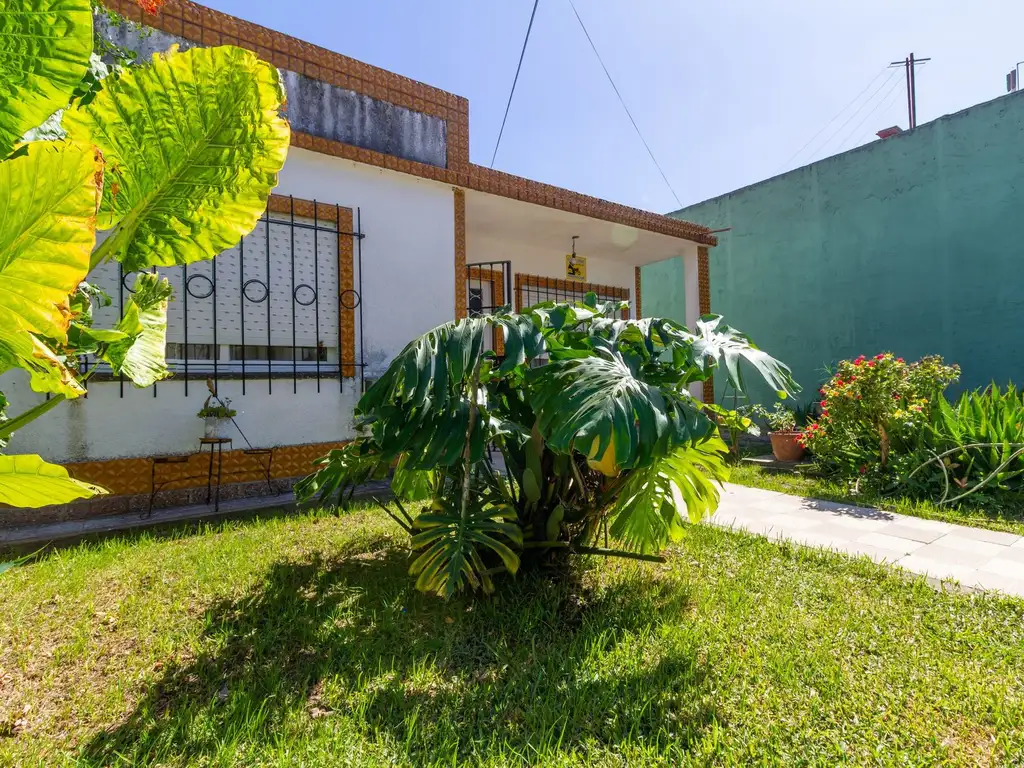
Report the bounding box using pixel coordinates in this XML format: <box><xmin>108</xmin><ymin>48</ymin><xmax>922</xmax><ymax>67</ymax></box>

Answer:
<box><xmin>197</xmin><ymin>397</ymin><xmax>236</xmax><ymax>439</ymax></box>
<box><xmin>754</xmin><ymin>402</ymin><xmax>805</xmax><ymax>461</ymax></box>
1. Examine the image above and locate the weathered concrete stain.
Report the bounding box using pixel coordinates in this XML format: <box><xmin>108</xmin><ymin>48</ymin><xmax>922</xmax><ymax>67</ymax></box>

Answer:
<box><xmin>280</xmin><ymin>71</ymin><xmax>445</xmax><ymax>167</ymax></box>
<box><xmin>643</xmin><ymin>90</ymin><xmax>1024</xmax><ymax>403</ymax></box>
<box><xmin>96</xmin><ymin>16</ymin><xmax>447</xmax><ymax>168</ymax></box>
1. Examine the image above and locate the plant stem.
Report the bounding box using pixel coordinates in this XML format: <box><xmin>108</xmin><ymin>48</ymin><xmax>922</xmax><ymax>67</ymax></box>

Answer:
<box><xmin>391</xmin><ymin>495</ymin><xmax>414</xmax><ymax>527</ymax></box>
<box><xmin>572</xmin><ymin>545</ymin><xmax>666</xmax><ymax>563</ymax></box>
<box><xmin>569</xmin><ymin>454</ymin><xmax>590</xmax><ymax>505</ymax></box>
<box><xmin>89</xmin><ymin>232</ymin><xmax>119</xmax><ymax>272</ymax></box>
<box><xmin>0</xmin><ymin>395</ymin><xmax>66</xmax><ymax>440</ymax></box>
<box><xmin>459</xmin><ymin>360</ymin><xmax>483</xmax><ymax>522</ymax></box>
<box><xmin>371</xmin><ymin>497</ymin><xmax>411</xmax><ymax>533</ymax></box>
<box><xmin>522</xmin><ymin>541</ymin><xmax>569</xmax><ymax>549</ymax></box>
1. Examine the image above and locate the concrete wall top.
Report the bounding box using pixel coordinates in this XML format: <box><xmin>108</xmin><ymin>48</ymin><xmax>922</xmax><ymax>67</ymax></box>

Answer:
<box><xmin>97</xmin><ymin>14</ymin><xmax>447</xmax><ymax>168</ymax></box>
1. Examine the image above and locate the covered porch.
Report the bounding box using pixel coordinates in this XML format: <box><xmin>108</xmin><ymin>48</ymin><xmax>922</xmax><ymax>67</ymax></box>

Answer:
<box><xmin>456</xmin><ymin>184</ymin><xmax>716</xmax><ymax>400</ymax></box>
<box><xmin>460</xmin><ymin>187</ymin><xmax>710</xmax><ymax>325</ymax></box>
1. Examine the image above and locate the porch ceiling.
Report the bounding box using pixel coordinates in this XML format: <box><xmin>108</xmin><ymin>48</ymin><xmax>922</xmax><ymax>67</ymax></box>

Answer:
<box><xmin>465</xmin><ymin>189</ymin><xmax>695</xmax><ymax>267</ymax></box>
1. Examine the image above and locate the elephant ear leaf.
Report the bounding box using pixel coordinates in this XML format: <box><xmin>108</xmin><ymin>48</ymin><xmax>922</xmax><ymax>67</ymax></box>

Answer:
<box><xmin>99</xmin><ymin>272</ymin><xmax>174</xmax><ymax>388</ymax></box>
<box><xmin>0</xmin><ymin>454</ymin><xmax>106</xmax><ymax>508</ymax></box>
<box><xmin>64</xmin><ymin>45</ymin><xmax>290</xmax><ymax>271</ymax></box>
<box><xmin>0</xmin><ymin>0</ymin><xmax>93</xmax><ymax>158</ymax></box>
<box><xmin>0</xmin><ymin>142</ymin><xmax>102</xmax><ymax>397</ymax></box>
<box><xmin>689</xmin><ymin>315</ymin><xmax>800</xmax><ymax>399</ymax></box>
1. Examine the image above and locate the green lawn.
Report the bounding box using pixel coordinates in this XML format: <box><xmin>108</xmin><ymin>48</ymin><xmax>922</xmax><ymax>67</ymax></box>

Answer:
<box><xmin>1</xmin><ymin>507</ymin><xmax>1023</xmax><ymax>767</ymax></box>
<box><xmin>729</xmin><ymin>461</ymin><xmax>1024</xmax><ymax>536</ymax></box>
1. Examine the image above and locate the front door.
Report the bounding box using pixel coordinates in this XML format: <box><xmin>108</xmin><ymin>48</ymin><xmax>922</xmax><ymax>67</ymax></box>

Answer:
<box><xmin>466</xmin><ymin>261</ymin><xmax>511</xmax><ymax>356</ymax></box>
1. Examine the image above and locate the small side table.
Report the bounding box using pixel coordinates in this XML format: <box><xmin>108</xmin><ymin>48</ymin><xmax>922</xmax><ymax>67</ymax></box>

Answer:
<box><xmin>242</xmin><ymin>448</ymin><xmax>275</xmax><ymax>494</ymax></box>
<box><xmin>148</xmin><ymin>454</ymin><xmax>194</xmax><ymax>518</ymax></box>
<box><xmin>199</xmin><ymin>437</ymin><xmax>232</xmax><ymax>512</ymax></box>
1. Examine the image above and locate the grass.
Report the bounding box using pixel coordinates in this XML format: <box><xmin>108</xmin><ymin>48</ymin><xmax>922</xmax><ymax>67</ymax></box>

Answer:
<box><xmin>1</xmin><ymin>507</ymin><xmax>1023</xmax><ymax>766</ymax></box>
<box><xmin>729</xmin><ymin>460</ymin><xmax>1024</xmax><ymax>536</ymax></box>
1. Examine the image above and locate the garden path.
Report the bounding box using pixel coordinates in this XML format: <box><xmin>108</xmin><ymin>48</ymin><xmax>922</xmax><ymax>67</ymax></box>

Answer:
<box><xmin>711</xmin><ymin>483</ymin><xmax>1024</xmax><ymax>598</ymax></box>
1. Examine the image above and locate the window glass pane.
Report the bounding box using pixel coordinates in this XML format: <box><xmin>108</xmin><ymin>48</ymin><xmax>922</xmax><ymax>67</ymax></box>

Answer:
<box><xmin>228</xmin><ymin>345</ymin><xmax>330</xmax><ymax>362</ymax></box>
<box><xmin>166</xmin><ymin>343</ymin><xmax>215</xmax><ymax>359</ymax></box>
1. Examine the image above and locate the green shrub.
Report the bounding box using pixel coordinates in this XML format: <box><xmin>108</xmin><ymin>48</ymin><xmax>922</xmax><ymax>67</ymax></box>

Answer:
<box><xmin>751</xmin><ymin>402</ymin><xmax>797</xmax><ymax>432</ymax></box>
<box><xmin>297</xmin><ymin>301</ymin><xmax>798</xmax><ymax>598</ymax></box>
<box><xmin>908</xmin><ymin>384</ymin><xmax>1024</xmax><ymax>497</ymax></box>
<box><xmin>801</xmin><ymin>353</ymin><xmax>959</xmax><ymax>480</ymax></box>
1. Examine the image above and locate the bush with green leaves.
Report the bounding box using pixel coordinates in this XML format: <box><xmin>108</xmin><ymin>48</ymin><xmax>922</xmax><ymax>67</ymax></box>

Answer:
<box><xmin>705</xmin><ymin>402</ymin><xmax>760</xmax><ymax>458</ymax></box>
<box><xmin>905</xmin><ymin>384</ymin><xmax>1024</xmax><ymax>501</ymax></box>
<box><xmin>751</xmin><ymin>402</ymin><xmax>797</xmax><ymax>433</ymax></box>
<box><xmin>801</xmin><ymin>353</ymin><xmax>959</xmax><ymax>480</ymax></box>
<box><xmin>0</xmin><ymin>0</ymin><xmax>289</xmax><ymax>507</ymax></box>
<box><xmin>297</xmin><ymin>298</ymin><xmax>798</xmax><ymax>598</ymax></box>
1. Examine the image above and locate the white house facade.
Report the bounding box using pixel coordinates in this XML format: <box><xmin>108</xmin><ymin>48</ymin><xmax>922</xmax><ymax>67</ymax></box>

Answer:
<box><xmin>0</xmin><ymin>0</ymin><xmax>717</xmax><ymax>516</ymax></box>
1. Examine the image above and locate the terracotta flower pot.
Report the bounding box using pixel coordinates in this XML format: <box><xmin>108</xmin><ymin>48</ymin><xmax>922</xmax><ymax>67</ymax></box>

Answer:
<box><xmin>769</xmin><ymin>431</ymin><xmax>805</xmax><ymax>462</ymax></box>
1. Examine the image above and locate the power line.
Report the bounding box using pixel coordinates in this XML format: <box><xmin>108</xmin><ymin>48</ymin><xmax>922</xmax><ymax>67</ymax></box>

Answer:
<box><xmin>566</xmin><ymin>0</ymin><xmax>682</xmax><ymax>208</ymax></box>
<box><xmin>803</xmin><ymin>69</ymin><xmax>901</xmax><ymax>163</ymax></box>
<box><xmin>772</xmin><ymin>68</ymin><xmax>888</xmax><ymax>175</ymax></box>
<box><xmin>834</xmin><ymin>72</ymin><xmax>908</xmax><ymax>153</ymax></box>
<box><xmin>490</xmin><ymin>0</ymin><xmax>541</xmax><ymax>168</ymax></box>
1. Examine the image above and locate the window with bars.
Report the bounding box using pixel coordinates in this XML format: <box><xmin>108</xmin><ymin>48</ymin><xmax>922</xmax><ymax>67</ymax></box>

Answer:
<box><xmin>85</xmin><ymin>197</ymin><xmax>365</xmax><ymax>396</ymax></box>
<box><xmin>514</xmin><ymin>273</ymin><xmax>629</xmax><ymax>318</ymax></box>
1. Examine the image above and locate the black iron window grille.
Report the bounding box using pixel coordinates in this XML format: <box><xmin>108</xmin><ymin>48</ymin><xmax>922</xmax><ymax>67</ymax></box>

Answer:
<box><xmin>514</xmin><ymin>273</ymin><xmax>629</xmax><ymax>319</ymax></box>
<box><xmin>466</xmin><ymin>261</ymin><xmax>512</xmax><ymax>355</ymax></box>
<box><xmin>82</xmin><ymin>197</ymin><xmax>366</xmax><ymax>397</ymax></box>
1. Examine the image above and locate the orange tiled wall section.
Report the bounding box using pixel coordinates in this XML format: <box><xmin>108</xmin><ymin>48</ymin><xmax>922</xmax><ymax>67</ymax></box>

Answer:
<box><xmin>697</xmin><ymin>246</ymin><xmax>714</xmax><ymax>404</ymax></box>
<box><xmin>454</xmin><ymin>188</ymin><xmax>467</xmax><ymax>319</ymax></box>
<box><xmin>338</xmin><ymin>207</ymin><xmax>357</xmax><ymax>377</ymax></box>
<box><xmin>634</xmin><ymin>267</ymin><xmax>642</xmax><ymax>319</ymax></box>
<box><xmin>65</xmin><ymin>442</ymin><xmax>346</xmax><ymax>497</ymax></box>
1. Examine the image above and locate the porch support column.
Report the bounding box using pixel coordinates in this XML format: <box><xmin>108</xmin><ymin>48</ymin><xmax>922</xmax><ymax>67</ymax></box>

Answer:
<box><xmin>454</xmin><ymin>187</ymin><xmax>467</xmax><ymax>320</ymax></box>
<box><xmin>683</xmin><ymin>247</ymin><xmax>702</xmax><ymax>400</ymax></box>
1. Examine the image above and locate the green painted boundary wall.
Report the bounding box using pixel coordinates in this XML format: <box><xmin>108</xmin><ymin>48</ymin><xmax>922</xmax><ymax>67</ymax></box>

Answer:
<box><xmin>643</xmin><ymin>90</ymin><xmax>1024</xmax><ymax>406</ymax></box>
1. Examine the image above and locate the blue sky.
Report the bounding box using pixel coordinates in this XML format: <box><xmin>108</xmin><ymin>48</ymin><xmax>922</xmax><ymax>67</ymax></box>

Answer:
<box><xmin>204</xmin><ymin>0</ymin><xmax>1024</xmax><ymax>214</ymax></box>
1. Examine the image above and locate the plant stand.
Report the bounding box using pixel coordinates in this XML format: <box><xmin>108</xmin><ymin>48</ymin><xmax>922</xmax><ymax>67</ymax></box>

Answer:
<box><xmin>199</xmin><ymin>437</ymin><xmax>232</xmax><ymax>512</ymax></box>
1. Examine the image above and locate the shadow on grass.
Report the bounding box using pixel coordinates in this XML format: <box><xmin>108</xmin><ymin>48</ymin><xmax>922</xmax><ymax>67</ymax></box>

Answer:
<box><xmin>80</xmin><ymin>547</ymin><xmax>714</xmax><ymax>764</ymax></box>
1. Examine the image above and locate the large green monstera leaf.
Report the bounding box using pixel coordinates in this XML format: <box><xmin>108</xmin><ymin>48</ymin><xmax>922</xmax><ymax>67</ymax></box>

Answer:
<box><xmin>64</xmin><ymin>45</ymin><xmax>290</xmax><ymax>271</ymax></box>
<box><xmin>529</xmin><ymin>341</ymin><xmax>715</xmax><ymax>473</ymax></box>
<box><xmin>686</xmin><ymin>315</ymin><xmax>800</xmax><ymax>398</ymax></box>
<box><xmin>609</xmin><ymin>437</ymin><xmax>729</xmax><ymax>554</ymax></box>
<box><xmin>0</xmin><ymin>454</ymin><xmax>105</xmax><ymax>508</ymax></box>
<box><xmin>0</xmin><ymin>0</ymin><xmax>93</xmax><ymax>158</ymax></box>
<box><xmin>0</xmin><ymin>142</ymin><xmax>101</xmax><ymax>397</ymax></box>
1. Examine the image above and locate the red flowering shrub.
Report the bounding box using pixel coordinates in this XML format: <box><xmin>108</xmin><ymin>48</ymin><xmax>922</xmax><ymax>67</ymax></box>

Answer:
<box><xmin>800</xmin><ymin>353</ymin><xmax>959</xmax><ymax>479</ymax></box>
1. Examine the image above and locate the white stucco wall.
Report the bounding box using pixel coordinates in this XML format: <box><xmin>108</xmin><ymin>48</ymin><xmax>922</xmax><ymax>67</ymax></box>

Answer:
<box><xmin>0</xmin><ymin>148</ymin><xmax>456</xmax><ymax>462</ymax></box>
<box><xmin>0</xmin><ymin>378</ymin><xmax>360</xmax><ymax>463</ymax></box>
<box><xmin>276</xmin><ymin>148</ymin><xmax>455</xmax><ymax>375</ymax></box>
<box><xmin>467</xmin><ymin>234</ymin><xmax>638</xmax><ymax>316</ymax></box>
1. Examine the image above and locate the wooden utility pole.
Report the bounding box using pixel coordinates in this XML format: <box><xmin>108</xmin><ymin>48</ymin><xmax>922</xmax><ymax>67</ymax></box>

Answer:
<box><xmin>889</xmin><ymin>53</ymin><xmax>931</xmax><ymax>129</ymax></box>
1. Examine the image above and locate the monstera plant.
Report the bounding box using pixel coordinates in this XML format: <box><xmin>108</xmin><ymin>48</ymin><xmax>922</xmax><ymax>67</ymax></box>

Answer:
<box><xmin>297</xmin><ymin>297</ymin><xmax>799</xmax><ymax>598</ymax></box>
<box><xmin>0</xmin><ymin>0</ymin><xmax>290</xmax><ymax>507</ymax></box>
